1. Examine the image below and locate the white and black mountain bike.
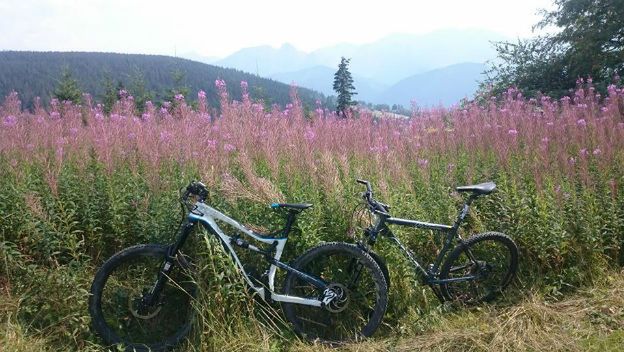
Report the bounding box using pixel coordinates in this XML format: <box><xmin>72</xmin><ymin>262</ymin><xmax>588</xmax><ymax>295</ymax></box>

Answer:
<box><xmin>88</xmin><ymin>181</ymin><xmax>388</xmax><ymax>351</ymax></box>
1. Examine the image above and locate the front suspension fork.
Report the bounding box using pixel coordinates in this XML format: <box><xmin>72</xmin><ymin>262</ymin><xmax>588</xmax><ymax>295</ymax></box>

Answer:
<box><xmin>143</xmin><ymin>220</ymin><xmax>196</xmax><ymax>307</ymax></box>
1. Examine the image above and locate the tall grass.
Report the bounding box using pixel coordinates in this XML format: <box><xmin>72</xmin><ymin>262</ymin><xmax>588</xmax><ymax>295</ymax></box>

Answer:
<box><xmin>1</xmin><ymin>80</ymin><xmax>623</xmax><ymax>350</ymax></box>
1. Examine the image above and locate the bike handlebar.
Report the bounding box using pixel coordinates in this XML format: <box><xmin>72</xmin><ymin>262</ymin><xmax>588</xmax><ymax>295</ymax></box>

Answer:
<box><xmin>184</xmin><ymin>181</ymin><xmax>209</xmax><ymax>202</ymax></box>
<box><xmin>356</xmin><ymin>179</ymin><xmax>372</xmax><ymax>193</ymax></box>
<box><xmin>356</xmin><ymin>179</ymin><xmax>390</xmax><ymax>212</ymax></box>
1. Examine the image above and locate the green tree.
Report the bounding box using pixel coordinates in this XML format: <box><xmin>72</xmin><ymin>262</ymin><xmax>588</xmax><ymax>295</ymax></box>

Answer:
<box><xmin>54</xmin><ymin>67</ymin><xmax>82</xmax><ymax>104</ymax></box>
<box><xmin>100</xmin><ymin>73</ymin><xmax>117</xmax><ymax>114</ymax></box>
<box><xmin>129</xmin><ymin>68</ymin><xmax>153</xmax><ymax>112</ymax></box>
<box><xmin>483</xmin><ymin>0</ymin><xmax>624</xmax><ymax>98</ymax></box>
<box><xmin>166</xmin><ymin>68</ymin><xmax>190</xmax><ymax>102</ymax></box>
<box><xmin>333</xmin><ymin>57</ymin><xmax>357</xmax><ymax>116</ymax></box>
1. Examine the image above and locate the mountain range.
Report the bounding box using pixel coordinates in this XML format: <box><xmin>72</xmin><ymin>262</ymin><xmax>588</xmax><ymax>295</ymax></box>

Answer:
<box><xmin>198</xmin><ymin>29</ymin><xmax>505</xmax><ymax>107</ymax></box>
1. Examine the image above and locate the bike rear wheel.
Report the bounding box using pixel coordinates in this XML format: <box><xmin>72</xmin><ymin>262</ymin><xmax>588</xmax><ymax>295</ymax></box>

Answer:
<box><xmin>89</xmin><ymin>244</ymin><xmax>196</xmax><ymax>351</ymax></box>
<box><xmin>281</xmin><ymin>242</ymin><xmax>388</xmax><ymax>343</ymax></box>
<box><xmin>439</xmin><ymin>232</ymin><xmax>518</xmax><ymax>304</ymax></box>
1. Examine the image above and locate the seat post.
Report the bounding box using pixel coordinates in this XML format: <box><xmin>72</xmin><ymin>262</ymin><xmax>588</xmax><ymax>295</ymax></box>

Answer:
<box><xmin>453</xmin><ymin>194</ymin><xmax>478</xmax><ymax>230</ymax></box>
<box><xmin>283</xmin><ymin>210</ymin><xmax>298</xmax><ymax>236</ymax></box>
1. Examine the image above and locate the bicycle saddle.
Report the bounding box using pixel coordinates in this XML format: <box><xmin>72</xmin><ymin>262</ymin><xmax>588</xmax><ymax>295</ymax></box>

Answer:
<box><xmin>270</xmin><ymin>203</ymin><xmax>313</xmax><ymax>210</ymax></box>
<box><xmin>456</xmin><ymin>182</ymin><xmax>496</xmax><ymax>195</ymax></box>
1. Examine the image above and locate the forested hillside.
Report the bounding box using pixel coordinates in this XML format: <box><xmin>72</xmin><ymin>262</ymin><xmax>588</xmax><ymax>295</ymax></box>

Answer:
<box><xmin>0</xmin><ymin>51</ymin><xmax>326</xmax><ymax>108</ymax></box>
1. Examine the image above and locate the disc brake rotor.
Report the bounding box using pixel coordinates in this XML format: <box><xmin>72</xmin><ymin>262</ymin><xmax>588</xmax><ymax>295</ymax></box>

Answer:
<box><xmin>128</xmin><ymin>295</ymin><xmax>162</xmax><ymax>320</ymax></box>
<box><xmin>324</xmin><ymin>283</ymin><xmax>350</xmax><ymax>313</ymax></box>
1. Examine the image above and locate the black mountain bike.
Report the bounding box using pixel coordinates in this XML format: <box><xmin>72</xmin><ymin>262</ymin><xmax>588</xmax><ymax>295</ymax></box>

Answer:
<box><xmin>89</xmin><ymin>181</ymin><xmax>388</xmax><ymax>351</ymax></box>
<box><xmin>351</xmin><ymin>179</ymin><xmax>518</xmax><ymax>304</ymax></box>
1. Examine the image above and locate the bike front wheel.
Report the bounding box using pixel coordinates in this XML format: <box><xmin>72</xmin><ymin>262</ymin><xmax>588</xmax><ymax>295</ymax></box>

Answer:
<box><xmin>281</xmin><ymin>242</ymin><xmax>388</xmax><ymax>343</ymax></box>
<box><xmin>439</xmin><ymin>232</ymin><xmax>518</xmax><ymax>304</ymax></box>
<box><xmin>89</xmin><ymin>244</ymin><xmax>196</xmax><ymax>351</ymax></box>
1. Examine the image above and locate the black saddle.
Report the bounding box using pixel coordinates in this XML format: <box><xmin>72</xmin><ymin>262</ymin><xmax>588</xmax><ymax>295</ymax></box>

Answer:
<box><xmin>456</xmin><ymin>182</ymin><xmax>496</xmax><ymax>195</ymax></box>
<box><xmin>270</xmin><ymin>203</ymin><xmax>313</xmax><ymax>210</ymax></box>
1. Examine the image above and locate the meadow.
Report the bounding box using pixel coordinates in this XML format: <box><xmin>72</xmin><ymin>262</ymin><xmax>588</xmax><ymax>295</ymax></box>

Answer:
<box><xmin>1</xmin><ymin>80</ymin><xmax>623</xmax><ymax>351</ymax></box>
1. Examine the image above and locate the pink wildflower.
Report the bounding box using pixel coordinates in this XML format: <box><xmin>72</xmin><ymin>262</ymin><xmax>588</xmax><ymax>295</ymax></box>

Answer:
<box><xmin>304</xmin><ymin>128</ymin><xmax>316</xmax><ymax>142</ymax></box>
<box><xmin>2</xmin><ymin>115</ymin><xmax>17</xmax><ymax>126</ymax></box>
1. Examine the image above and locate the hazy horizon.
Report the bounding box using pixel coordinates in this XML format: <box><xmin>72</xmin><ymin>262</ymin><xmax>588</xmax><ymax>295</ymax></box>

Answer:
<box><xmin>1</xmin><ymin>0</ymin><xmax>554</xmax><ymax>58</ymax></box>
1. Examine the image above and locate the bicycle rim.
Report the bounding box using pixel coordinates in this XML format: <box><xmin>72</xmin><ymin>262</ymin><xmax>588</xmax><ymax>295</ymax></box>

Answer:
<box><xmin>94</xmin><ymin>247</ymin><xmax>195</xmax><ymax>349</ymax></box>
<box><xmin>441</xmin><ymin>234</ymin><xmax>516</xmax><ymax>304</ymax></box>
<box><xmin>284</xmin><ymin>247</ymin><xmax>385</xmax><ymax>342</ymax></box>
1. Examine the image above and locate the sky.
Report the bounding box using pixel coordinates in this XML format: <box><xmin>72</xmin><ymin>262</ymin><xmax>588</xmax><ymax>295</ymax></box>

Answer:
<box><xmin>0</xmin><ymin>0</ymin><xmax>555</xmax><ymax>58</ymax></box>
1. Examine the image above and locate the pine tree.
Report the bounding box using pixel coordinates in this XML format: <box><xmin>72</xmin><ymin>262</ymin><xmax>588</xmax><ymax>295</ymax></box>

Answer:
<box><xmin>333</xmin><ymin>57</ymin><xmax>357</xmax><ymax>116</ymax></box>
<box><xmin>54</xmin><ymin>67</ymin><xmax>82</xmax><ymax>104</ymax></box>
<box><xmin>129</xmin><ymin>68</ymin><xmax>153</xmax><ymax>112</ymax></box>
<box><xmin>101</xmin><ymin>73</ymin><xmax>117</xmax><ymax>114</ymax></box>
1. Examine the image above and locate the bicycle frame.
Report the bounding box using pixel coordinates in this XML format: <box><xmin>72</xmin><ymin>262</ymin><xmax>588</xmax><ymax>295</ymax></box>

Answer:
<box><xmin>367</xmin><ymin>194</ymin><xmax>481</xmax><ymax>287</ymax></box>
<box><xmin>182</xmin><ymin>201</ymin><xmax>327</xmax><ymax>308</ymax></box>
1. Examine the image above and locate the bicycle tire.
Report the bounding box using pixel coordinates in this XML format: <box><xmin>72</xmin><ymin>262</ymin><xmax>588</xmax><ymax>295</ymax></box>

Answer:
<box><xmin>367</xmin><ymin>249</ymin><xmax>391</xmax><ymax>290</ymax></box>
<box><xmin>281</xmin><ymin>242</ymin><xmax>388</xmax><ymax>343</ymax></box>
<box><xmin>439</xmin><ymin>232</ymin><xmax>518</xmax><ymax>304</ymax></box>
<box><xmin>89</xmin><ymin>244</ymin><xmax>196</xmax><ymax>351</ymax></box>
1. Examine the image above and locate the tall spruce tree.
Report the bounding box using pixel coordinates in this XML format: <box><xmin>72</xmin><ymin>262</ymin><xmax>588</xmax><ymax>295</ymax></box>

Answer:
<box><xmin>101</xmin><ymin>73</ymin><xmax>117</xmax><ymax>114</ymax></box>
<box><xmin>333</xmin><ymin>57</ymin><xmax>357</xmax><ymax>116</ymax></box>
<box><xmin>54</xmin><ymin>67</ymin><xmax>82</xmax><ymax>104</ymax></box>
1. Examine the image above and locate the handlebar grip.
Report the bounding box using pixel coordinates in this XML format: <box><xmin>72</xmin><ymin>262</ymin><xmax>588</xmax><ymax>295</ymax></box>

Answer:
<box><xmin>356</xmin><ymin>179</ymin><xmax>367</xmax><ymax>184</ymax></box>
<box><xmin>186</xmin><ymin>181</ymin><xmax>209</xmax><ymax>201</ymax></box>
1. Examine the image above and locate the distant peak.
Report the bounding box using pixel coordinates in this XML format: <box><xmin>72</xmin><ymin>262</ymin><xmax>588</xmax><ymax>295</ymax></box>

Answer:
<box><xmin>280</xmin><ymin>43</ymin><xmax>296</xmax><ymax>50</ymax></box>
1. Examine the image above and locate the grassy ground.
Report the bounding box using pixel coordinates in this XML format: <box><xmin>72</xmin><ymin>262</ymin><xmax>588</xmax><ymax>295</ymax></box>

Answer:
<box><xmin>2</xmin><ymin>271</ymin><xmax>622</xmax><ymax>351</ymax></box>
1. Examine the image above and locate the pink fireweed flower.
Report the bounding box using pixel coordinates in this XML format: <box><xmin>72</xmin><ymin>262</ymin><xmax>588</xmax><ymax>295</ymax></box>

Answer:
<box><xmin>206</xmin><ymin>139</ymin><xmax>217</xmax><ymax>150</ymax></box>
<box><xmin>2</xmin><ymin>115</ymin><xmax>17</xmax><ymax>126</ymax></box>
<box><xmin>215</xmin><ymin>79</ymin><xmax>226</xmax><ymax>89</ymax></box>
<box><xmin>568</xmin><ymin>157</ymin><xmax>576</xmax><ymax>165</ymax></box>
<box><xmin>541</xmin><ymin>137</ymin><xmax>549</xmax><ymax>143</ymax></box>
<box><xmin>159</xmin><ymin>131</ymin><xmax>173</xmax><ymax>142</ymax></box>
<box><xmin>304</xmin><ymin>128</ymin><xmax>316</xmax><ymax>142</ymax></box>
<box><xmin>593</xmin><ymin>148</ymin><xmax>601</xmax><ymax>155</ymax></box>
<box><xmin>174</xmin><ymin>94</ymin><xmax>184</xmax><ymax>101</ymax></box>
<box><xmin>50</xmin><ymin>111</ymin><xmax>61</xmax><ymax>119</ymax></box>
<box><xmin>198</xmin><ymin>90</ymin><xmax>206</xmax><ymax>99</ymax></box>
<box><xmin>240</xmin><ymin>81</ymin><xmax>248</xmax><ymax>90</ymax></box>
<box><xmin>369</xmin><ymin>145</ymin><xmax>389</xmax><ymax>153</ymax></box>
<box><xmin>418</xmin><ymin>159</ymin><xmax>429</xmax><ymax>167</ymax></box>
<box><xmin>579</xmin><ymin>149</ymin><xmax>588</xmax><ymax>156</ymax></box>
<box><xmin>69</xmin><ymin>127</ymin><xmax>79</xmax><ymax>136</ymax></box>
<box><xmin>224</xmin><ymin>143</ymin><xmax>236</xmax><ymax>152</ymax></box>
<box><xmin>546</xmin><ymin>122</ymin><xmax>554</xmax><ymax>126</ymax></box>
<box><xmin>508</xmin><ymin>129</ymin><xmax>518</xmax><ymax>135</ymax></box>
<box><xmin>577</xmin><ymin>119</ymin><xmax>587</xmax><ymax>127</ymax></box>
<box><xmin>600</xmin><ymin>107</ymin><xmax>608</xmax><ymax>112</ymax></box>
